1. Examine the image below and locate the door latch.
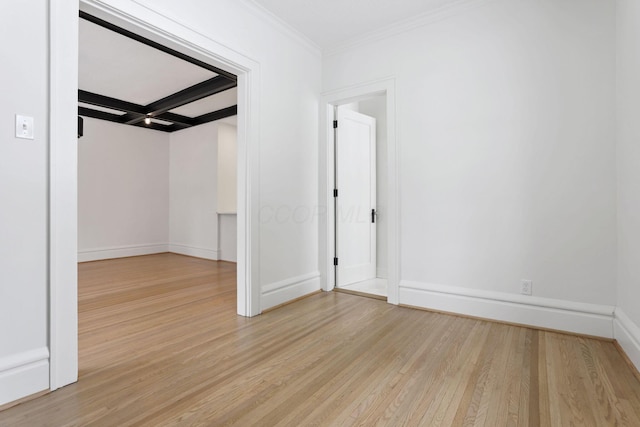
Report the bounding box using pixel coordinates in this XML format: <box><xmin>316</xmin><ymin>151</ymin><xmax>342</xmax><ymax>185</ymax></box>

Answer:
<box><xmin>371</xmin><ymin>209</ymin><xmax>377</xmax><ymax>224</ymax></box>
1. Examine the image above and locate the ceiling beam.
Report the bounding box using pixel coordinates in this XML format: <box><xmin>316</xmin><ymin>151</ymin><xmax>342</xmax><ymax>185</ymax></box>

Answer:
<box><xmin>78</xmin><ymin>106</ymin><xmax>124</xmax><ymax>123</ymax></box>
<box><xmin>78</xmin><ymin>12</ymin><xmax>238</xmax><ymax>133</ymax></box>
<box><xmin>79</xmin><ymin>11</ymin><xmax>237</xmax><ymax>81</ymax></box>
<box><xmin>78</xmin><ymin>107</ymin><xmax>174</xmax><ymax>132</ymax></box>
<box><xmin>155</xmin><ymin>112</ymin><xmax>197</xmax><ymax>127</ymax></box>
<box><xmin>79</xmin><ymin>104</ymin><xmax>238</xmax><ymax>133</ymax></box>
<box><xmin>133</xmin><ymin>76</ymin><xmax>237</xmax><ymax>122</ymax></box>
<box><xmin>130</xmin><ymin>121</ymin><xmax>189</xmax><ymax>132</ymax></box>
<box><xmin>193</xmin><ymin>105</ymin><xmax>238</xmax><ymax>125</ymax></box>
<box><xmin>79</xmin><ymin>90</ymin><xmax>201</xmax><ymax>127</ymax></box>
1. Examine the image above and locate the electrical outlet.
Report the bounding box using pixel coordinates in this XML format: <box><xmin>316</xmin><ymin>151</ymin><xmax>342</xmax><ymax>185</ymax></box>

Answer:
<box><xmin>521</xmin><ymin>280</ymin><xmax>533</xmax><ymax>296</ymax></box>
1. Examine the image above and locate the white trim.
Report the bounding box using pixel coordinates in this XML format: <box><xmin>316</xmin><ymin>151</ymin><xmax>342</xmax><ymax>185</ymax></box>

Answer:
<box><xmin>78</xmin><ymin>243</ymin><xmax>225</xmax><ymax>262</ymax></box>
<box><xmin>0</xmin><ymin>348</ymin><xmax>50</xmax><ymax>406</ymax></box>
<box><xmin>239</xmin><ymin>0</ymin><xmax>321</xmax><ymax>57</ymax></box>
<box><xmin>614</xmin><ymin>308</ymin><xmax>640</xmax><ymax>372</ymax></box>
<box><xmin>261</xmin><ymin>272</ymin><xmax>321</xmax><ymax>311</ymax></box>
<box><xmin>218</xmin><ymin>252</ymin><xmax>236</xmax><ymax>263</ymax></box>
<box><xmin>237</xmin><ymin>67</ymin><xmax>262</xmax><ymax>317</ymax></box>
<box><xmin>78</xmin><ymin>244</ymin><xmax>170</xmax><ymax>262</ymax></box>
<box><xmin>169</xmin><ymin>244</ymin><xmax>219</xmax><ymax>261</ymax></box>
<box><xmin>399</xmin><ymin>280</ymin><xmax>615</xmax><ymax>338</ymax></box>
<box><xmin>324</xmin><ymin>0</ymin><xmax>487</xmax><ymax>57</ymax></box>
<box><xmin>49</xmin><ymin>0</ymin><xmax>78</xmax><ymax>392</ymax></box>
<box><xmin>376</xmin><ymin>268</ymin><xmax>388</xmax><ymax>279</ymax></box>
<box><xmin>0</xmin><ymin>348</ymin><xmax>50</xmax><ymax>377</ymax></box>
<box><xmin>262</xmin><ymin>271</ymin><xmax>320</xmax><ymax>294</ymax></box>
<box><xmin>320</xmin><ymin>77</ymin><xmax>399</xmax><ymax>305</ymax></box>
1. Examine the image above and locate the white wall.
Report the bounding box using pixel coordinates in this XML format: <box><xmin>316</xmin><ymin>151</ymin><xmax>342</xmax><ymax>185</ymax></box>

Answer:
<box><xmin>324</xmin><ymin>0</ymin><xmax>618</xmax><ymax>336</ymax></box>
<box><xmin>217</xmin><ymin>123</ymin><xmax>238</xmax><ymax>263</ymax></box>
<box><xmin>615</xmin><ymin>0</ymin><xmax>640</xmax><ymax>370</ymax></box>
<box><xmin>78</xmin><ymin>118</ymin><xmax>170</xmax><ymax>261</ymax></box>
<box><xmin>80</xmin><ymin>119</ymin><xmax>238</xmax><ymax>263</ymax></box>
<box><xmin>169</xmin><ymin>121</ymin><xmax>219</xmax><ymax>260</ymax></box>
<box><xmin>0</xmin><ymin>0</ymin><xmax>50</xmax><ymax>405</ymax></box>
<box><xmin>219</xmin><ymin>215</ymin><xmax>238</xmax><ymax>262</ymax></box>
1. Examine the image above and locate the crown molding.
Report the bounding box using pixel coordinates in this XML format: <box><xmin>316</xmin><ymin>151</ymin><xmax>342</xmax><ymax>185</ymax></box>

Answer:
<box><xmin>324</xmin><ymin>0</ymin><xmax>489</xmax><ymax>57</ymax></box>
<box><xmin>240</xmin><ymin>0</ymin><xmax>322</xmax><ymax>58</ymax></box>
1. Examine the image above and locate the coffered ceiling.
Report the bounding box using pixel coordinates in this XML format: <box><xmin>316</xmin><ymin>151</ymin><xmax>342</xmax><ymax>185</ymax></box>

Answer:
<box><xmin>78</xmin><ymin>12</ymin><xmax>237</xmax><ymax>133</ymax></box>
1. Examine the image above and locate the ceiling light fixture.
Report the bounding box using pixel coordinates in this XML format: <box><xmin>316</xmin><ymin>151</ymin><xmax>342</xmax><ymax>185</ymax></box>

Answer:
<box><xmin>144</xmin><ymin>115</ymin><xmax>151</xmax><ymax>125</ymax></box>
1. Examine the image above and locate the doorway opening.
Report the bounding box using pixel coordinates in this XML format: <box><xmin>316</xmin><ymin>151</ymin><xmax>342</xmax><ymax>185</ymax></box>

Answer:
<box><xmin>75</xmin><ymin>9</ymin><xmax>243</xmax><ymax>382</ymax></box>
<box><xmin>77</xmin><ymin>10</ymin><xmax>240</xmax><ymax>274</ymax></box>
<box><xmin>319</xmin><ymin>78</ymin><xmax>398</xmax><ymax>305</ymax></box>
<box><xmin>49</xmin><ymin>1</ymin><xmax>262</xmax><ymax>391</ymax></box>
<box><xmin>333</xmin><ymin>99</ymin><xmax>387</xmax><ymax>299</ymax></box>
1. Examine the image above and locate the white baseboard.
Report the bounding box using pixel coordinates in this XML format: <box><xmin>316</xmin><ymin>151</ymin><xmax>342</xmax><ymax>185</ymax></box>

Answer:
<box><xmin>0</xmin><ymin>347</ymin><xmax>50</xmax><ymax>406</ymax></box>
<box><xmin>399</xmin><ymin>280</ymin><xmax>615</xmax><ymax>338</ymax></box>
<box><xmin>614</xmin><ymin>308</ymin><xmax>640</xmax><ymax>372</ymax></box>
<box><xmin>376</xmin><ymin>268</ymin><xmax>388</xmax><ymax>279</ymax></box>
<box><xmin>218</xmin><ymin>250</ymin><xmax>237</xmax><ymax>263</ymax></box>
<box><xmin>169</xmin><ymin>244</ymin><xmax>219</xmax><ymax>261</ymax></box>
<box><xmin>262</xmin><ymin>272</ymin><xmax>321</xmax><ymax>311</ymax></box>
<box><xmin>78</xmin><ymin>243</ymin><xmax>169</xmax><ymax>262</ymax></box>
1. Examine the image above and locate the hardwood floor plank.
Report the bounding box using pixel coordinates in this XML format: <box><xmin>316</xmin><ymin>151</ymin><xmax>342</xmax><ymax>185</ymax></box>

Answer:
<box><xmin>425</xmin><ymin>321</ymin><xmax>489</xmax><ymax>426</ymax></box>
<box><xmin>1</xmin><ymin>254</ymin><xmax>640</xmax><ymax>426</ymax></box>
<box><xmin>525</xmin><ymin>329</ymin><xmax>539</xmax><ymax>427</ymax></box>
<box><xmin>347</xmin><ymin>314</ymin><xmax>465</xmax><ymax>425</ymax></box>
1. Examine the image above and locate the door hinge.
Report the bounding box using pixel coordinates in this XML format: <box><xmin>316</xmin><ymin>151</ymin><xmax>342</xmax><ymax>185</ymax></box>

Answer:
<box><xmin>333</xmin><ymin>189</ymin><xmax>338</xmax><ymax>198</ymax></box>
<box><xmin>333</xmin><ymin>257</ymin><xmax>339</xmax><ymax>266</ymax></box>
<box><xmin>333</xmin><ymin>120</ymin><xmax>338</xmax><ymax>129</ymax></box>
<box><xmin>371</xmin><ymin>208</ymin><xmax>376</xmax><ymax>224</ymax></box>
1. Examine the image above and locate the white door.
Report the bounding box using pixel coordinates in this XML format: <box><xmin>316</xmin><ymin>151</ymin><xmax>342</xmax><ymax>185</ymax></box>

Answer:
<box><xmin>336</xmin><ymin>108</ymin><xmax>376</xmax><ymax>287</ymax></box>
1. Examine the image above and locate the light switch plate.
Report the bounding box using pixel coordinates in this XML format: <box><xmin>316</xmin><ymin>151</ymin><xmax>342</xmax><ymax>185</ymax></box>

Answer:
<box><xmin>16</xmin><ymin>115</ymin><xmax>34</xmax><ymax>140</ymax></box>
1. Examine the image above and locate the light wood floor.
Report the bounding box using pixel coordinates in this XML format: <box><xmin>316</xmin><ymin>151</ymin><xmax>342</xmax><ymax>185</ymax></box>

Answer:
<box><xmin>2</xmin><ymin>253</ymin><xmax>640</xmax><ymax>426</ymax></box>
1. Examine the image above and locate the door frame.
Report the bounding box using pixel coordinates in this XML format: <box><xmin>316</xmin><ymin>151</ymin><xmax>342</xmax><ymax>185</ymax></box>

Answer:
<box><xmin>49</xmin><ymin>0</ymin><xmax>262</xmax><ymax>392</ymax></box>
<box><xmin>319</xmin><ymin>78</ymin><xmax>399</xmax><ymax>304</ymax></box>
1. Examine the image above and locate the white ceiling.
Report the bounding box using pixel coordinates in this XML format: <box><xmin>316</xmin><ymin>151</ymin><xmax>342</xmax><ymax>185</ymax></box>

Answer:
<box><xmin>252</xmin><ymin>0</ymin><xmax>451</xmax><ymax>49</ymax></box>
